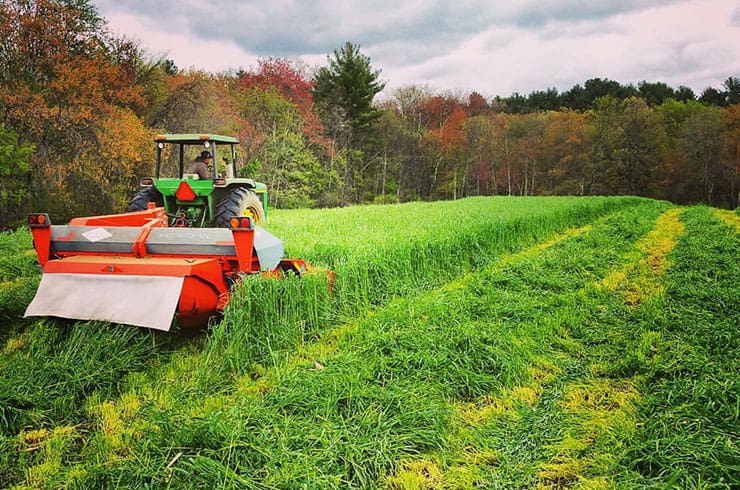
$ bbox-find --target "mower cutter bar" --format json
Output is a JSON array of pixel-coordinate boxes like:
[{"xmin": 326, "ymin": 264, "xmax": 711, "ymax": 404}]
[{"xmin": 23, "ymin": 208, "xmax": 301, "ymax": 331}]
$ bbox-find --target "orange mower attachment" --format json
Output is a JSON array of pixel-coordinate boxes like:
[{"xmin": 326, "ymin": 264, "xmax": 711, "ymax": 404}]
[{"xmin": 24, "ymin": 207, "xmax": 311, "ymax": 331}]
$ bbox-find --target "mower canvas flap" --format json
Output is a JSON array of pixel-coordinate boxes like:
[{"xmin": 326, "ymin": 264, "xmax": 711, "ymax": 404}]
[
  {"xmin": 253, "ymin": 226, "xmax": 284, "ymax": 271},
  {"xmin": 25, "ymin": 273, "xmax": 184, "ymax": 331}
]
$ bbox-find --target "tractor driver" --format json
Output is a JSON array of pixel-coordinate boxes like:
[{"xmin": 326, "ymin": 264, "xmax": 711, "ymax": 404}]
[{"xmin": 187, "ymin": 150, "xmax": 212, "ymax": 179}]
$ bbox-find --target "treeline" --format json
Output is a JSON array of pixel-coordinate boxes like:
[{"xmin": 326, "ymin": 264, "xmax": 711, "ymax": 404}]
[
  {"xmin": 494, "ymin": 77, "xmax": 740, "ymax": 113},
  {"xmin": 0, "ymin": 0, "xmax": 737, "ymax": 229},
  {"xmin": 377, "ymin": 88, "xmax": 739, "ymax": 208}
]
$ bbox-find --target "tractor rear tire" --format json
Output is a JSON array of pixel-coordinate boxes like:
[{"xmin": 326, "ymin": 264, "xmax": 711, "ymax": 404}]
[
  {"xmin": 215, "ymin": 187, "xmax": 265, "ymax": 227},
  {"xmin": 126, "ymin": 188, "xmax": 163, "ymax": 212}
]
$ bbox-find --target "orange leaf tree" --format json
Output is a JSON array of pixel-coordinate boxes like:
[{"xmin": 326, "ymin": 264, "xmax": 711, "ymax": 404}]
[{"xmin": 0, "ymin": 0, "xmax": 148, "ymax": 220}]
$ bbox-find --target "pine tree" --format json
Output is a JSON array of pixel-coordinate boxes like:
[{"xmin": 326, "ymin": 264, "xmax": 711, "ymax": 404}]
[
  {"xmin": 313, "ymin": 42, "xmax": 385, "ymax": 132},
  {"xmin": 313, "ymin": 42, "xmax": 385, "ymax": 204}
]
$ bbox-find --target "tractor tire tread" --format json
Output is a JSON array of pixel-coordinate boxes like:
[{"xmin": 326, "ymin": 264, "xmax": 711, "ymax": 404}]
[
  {"xmin": 126, "ymin": 188, "xmax": 163, "ymax": 212},
  {"xmin": 214, "ymin": 187, "xmax": 265, "ymax": 227}
]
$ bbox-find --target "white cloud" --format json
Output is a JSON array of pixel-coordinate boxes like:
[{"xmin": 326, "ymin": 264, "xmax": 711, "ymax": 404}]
[
  {"xmin": 96, "ymin": 0, "xmax": 740, "ymax": 97},
  {"xmin": 102, "ymin": 12, "xmax": 260, "ymax": 72}
]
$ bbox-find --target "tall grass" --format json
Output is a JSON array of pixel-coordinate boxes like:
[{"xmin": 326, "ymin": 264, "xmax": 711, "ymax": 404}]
[
  {"xmin": 36, "ymin": 200, "xmax": 671, "ymax": 488},
  {"xmin": 207, "ymin": 196, "xmax": 645, "ymax": 376},
  {"xmin": 0, "ymin": 228, "xmax": 34, "ymax": 280},
  {"xmin": 0, "ymin": 228, "xmax": 39, "ymax": 327},
  {"xmin": 7, "ymin": 196, "xmax": 734, "ymax": 489},
  {"xmin": 206, "ymin": 271, "xmax": 333, "ymax": 375},
  {"xmin": 268, "ymin": 196, "xmax": 643, "ymax": 310}
]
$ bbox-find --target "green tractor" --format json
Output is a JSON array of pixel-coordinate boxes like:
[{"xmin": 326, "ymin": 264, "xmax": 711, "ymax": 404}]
[{"xmin": 127, "ymin": 134, "xmax": 267, "ymax": 227}]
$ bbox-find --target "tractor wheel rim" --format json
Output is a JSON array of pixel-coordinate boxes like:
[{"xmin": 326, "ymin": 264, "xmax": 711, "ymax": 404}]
[{"xmin": 242, "ymin": 207, "xmax": 259, "ymax": 223}]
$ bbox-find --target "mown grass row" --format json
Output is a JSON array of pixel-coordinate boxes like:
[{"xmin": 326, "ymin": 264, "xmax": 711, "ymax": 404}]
[
  {"xmin": 621, "ymin": 207, "xmax": 739, "ymax": 486},
  {"xmin": 1, "ymin": 199, "xmax": 676, "ymax": 488},
  {"xmin": 379, "ymin": 205, "xmax": 738, "ymax": 488},
  {"xmin": 416, "ymin": 205, "xmax": 685, "ymax": 488},
  {"xmin": 375, "ymin": 202, "xmax": 678, "ymax": 488},
  {"xmin": 0, "ymin": 322, "xmax": 176, "ymax": 486}
]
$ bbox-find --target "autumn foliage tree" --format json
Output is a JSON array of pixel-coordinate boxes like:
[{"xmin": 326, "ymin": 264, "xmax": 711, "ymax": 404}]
[
  {"xmin": 540, "ymin": 110, "xmax": 592, "ymax": 195},
  {"xmin": 0, "ymin": 0, "xmax": 737, "ymax": 231},
  {"xmin": 379, "ymin": 88, "xmax": 737, "ymax": 207},
  {"xmin": 0, "ymin": 0, "xmax": 150, "ymax": 219},
  {"xmin": 232, "ymin": 59, "xmax": 339, "ymax": 207}
]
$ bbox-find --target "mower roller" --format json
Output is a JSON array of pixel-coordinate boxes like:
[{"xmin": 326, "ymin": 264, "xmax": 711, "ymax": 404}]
[{"xmin": 23, "ymin": 206, "xmax": 310, "ymax": 331}]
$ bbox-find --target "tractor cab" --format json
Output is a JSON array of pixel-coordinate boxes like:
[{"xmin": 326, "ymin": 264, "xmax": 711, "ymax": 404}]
[
  {"xmin": 155, "ymin": 133, "xmax": 236, "ymax": 180},
  {"xmin": 128, "ymin": 134, "xmax": 268, "ymax": 228}
]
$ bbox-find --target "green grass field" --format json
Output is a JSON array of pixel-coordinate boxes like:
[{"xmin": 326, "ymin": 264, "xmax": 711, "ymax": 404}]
[{"xmin": 0, "ymin": 197, "xmax": 737, "ymax": 489}]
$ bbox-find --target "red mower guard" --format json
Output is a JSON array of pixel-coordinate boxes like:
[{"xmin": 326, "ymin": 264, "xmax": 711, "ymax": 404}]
[{"xmin": 24, "ymin": 208, "xmax": 309, "ymax": 331}]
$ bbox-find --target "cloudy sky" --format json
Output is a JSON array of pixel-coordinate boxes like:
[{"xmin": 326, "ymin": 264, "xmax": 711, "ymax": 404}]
[{"xmin": 95, "ymin": 0, "xmax": 739, "ymax": 99}]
